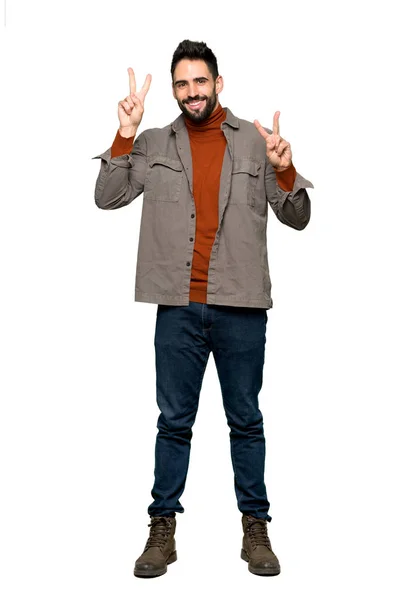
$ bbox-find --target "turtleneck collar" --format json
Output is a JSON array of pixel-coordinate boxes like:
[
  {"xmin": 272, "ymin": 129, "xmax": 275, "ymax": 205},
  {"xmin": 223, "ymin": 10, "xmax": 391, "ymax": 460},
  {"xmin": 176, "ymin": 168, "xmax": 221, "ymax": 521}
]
[{"xmin": 184, "ymin": 102, "xmax": 226, "ymax": 133}]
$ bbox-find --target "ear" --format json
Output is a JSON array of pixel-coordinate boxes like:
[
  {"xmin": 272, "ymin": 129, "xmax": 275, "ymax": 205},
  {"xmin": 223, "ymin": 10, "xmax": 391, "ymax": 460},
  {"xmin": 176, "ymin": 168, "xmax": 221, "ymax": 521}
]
[
  {"xmin": 171, "ymin": 81, "xmax": 177, "ymax": 100},
  {"xmin": 215, "ymin": 75, "xmax": 224, "ymax": 95}
]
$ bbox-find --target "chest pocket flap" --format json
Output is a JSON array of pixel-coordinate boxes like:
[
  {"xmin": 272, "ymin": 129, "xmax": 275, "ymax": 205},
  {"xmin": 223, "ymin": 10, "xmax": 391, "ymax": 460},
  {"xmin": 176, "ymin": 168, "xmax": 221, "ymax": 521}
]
[
  {"xmin": 231, "ymin": 158, "xmax": 261, "ymax": 205},
  {"xmin": 146, "ymin": 155, "xmax": 183, "ymax": 202}
]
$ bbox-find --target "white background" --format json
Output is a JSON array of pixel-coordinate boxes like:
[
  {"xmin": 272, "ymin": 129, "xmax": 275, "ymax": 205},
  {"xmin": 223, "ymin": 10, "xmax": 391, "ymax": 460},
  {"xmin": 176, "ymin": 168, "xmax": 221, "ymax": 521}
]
[{"xmin": 1, "ymin": 0, "xmax": 399, "ymax": 598}]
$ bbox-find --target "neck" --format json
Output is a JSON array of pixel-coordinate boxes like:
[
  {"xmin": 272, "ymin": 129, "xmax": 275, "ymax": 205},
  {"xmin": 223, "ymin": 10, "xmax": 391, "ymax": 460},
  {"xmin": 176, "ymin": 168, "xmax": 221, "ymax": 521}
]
[{"xmin": 184, "ymin": 102, "xmax": 225, "ymax": 130}]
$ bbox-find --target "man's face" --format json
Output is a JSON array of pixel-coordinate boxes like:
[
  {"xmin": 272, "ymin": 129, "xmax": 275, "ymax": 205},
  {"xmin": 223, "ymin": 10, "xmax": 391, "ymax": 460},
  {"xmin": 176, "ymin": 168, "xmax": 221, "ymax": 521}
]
[{"xmin": 172, "ymin": 59, "xmax": 223, "ymax": 122}]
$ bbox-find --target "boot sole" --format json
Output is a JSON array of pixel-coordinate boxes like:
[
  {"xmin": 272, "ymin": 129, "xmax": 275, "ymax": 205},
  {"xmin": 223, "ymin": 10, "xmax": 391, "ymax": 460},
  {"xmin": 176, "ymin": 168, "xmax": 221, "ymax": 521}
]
[
  {"xmin": 241, "ymin": 548, "xmax": 281, "ymax": 576},
  {"xmin": 133, "ymin": 550, "xmax": 177, "ymax": 578}
]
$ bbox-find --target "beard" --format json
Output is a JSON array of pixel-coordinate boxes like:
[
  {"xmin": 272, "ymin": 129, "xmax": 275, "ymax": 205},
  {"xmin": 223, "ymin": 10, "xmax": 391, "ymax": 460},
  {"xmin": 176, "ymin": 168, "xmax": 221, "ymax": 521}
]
[{"xmin": 178, "ymin": 85, "xmax": 218, "ymax": 122}]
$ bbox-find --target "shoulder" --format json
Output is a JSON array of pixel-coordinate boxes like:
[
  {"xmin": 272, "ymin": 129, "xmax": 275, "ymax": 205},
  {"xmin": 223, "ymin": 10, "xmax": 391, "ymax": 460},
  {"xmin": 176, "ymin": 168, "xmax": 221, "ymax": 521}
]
[
  {"xmin": 236, "ymin": 115, "xmax": 272, "ymax": 138},
  {"xmin": 134, "ymin": 122, "xmax": 179, "ymax": 158},
  {"xmin": 231, "ymin": 115, "xmax": 268, "ymax": 161},
  {"xmin": 138, "ymin": 122, "xmax": 172, "ymax": 142}
]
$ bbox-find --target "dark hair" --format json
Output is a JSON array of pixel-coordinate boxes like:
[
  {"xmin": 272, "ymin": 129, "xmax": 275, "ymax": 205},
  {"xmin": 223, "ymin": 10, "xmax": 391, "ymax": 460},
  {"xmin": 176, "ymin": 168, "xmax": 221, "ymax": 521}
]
[{"xmin": 171, "ymin": 39, "xmax": 219, "ymax": 81}]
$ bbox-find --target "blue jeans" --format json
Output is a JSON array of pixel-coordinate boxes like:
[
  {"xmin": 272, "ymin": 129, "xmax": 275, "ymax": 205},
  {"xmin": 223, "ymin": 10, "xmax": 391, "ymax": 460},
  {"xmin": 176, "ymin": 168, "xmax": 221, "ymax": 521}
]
[{"xmin": 148, "ymin": 301, "xmax": 272, "ymax": 522}]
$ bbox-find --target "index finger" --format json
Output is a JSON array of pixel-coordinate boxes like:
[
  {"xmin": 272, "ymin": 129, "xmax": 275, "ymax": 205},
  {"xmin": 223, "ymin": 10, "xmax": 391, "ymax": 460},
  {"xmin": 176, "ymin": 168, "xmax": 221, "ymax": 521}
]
[
  {"xmin": 254, "ymin": 119, "xmax": 269, "ymax": 140},
  {"xmin": 128, "ymin": 67, "xmax": 136, "ymax": 96},
  {"xmin": 140, "ymin": 73, "xmax": 152, "ymax": 97},
  {"xmin": 273, "ymin": 111, "xmax": 280, "ymax": 136}
]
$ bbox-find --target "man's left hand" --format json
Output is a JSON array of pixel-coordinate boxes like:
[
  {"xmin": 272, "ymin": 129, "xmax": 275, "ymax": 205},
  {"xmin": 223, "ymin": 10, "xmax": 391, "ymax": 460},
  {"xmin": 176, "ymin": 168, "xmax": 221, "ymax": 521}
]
[{"xmin": 254, "ymin": 111, "xmax": 292, "ymax": 171}]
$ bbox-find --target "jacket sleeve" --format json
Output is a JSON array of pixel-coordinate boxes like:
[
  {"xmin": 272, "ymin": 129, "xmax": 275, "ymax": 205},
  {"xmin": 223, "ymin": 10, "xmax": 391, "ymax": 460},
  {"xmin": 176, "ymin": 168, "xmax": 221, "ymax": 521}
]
[
  {"xmin": 92, "ymin": 131, "xmax": 148, "ymax": 210},
  {"xmin": 265, "ymin": 159, "xmax": 314, "ymax": 230},
  {"xmin": 260, "ymin": 125, "xmax": 314, "ymax": 230}
]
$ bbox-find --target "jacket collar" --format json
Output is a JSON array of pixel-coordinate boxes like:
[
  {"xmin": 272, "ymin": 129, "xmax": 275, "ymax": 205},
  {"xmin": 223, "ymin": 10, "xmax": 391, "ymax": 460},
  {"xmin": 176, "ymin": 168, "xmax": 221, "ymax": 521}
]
[{"xmin": 170, "ymin": 106, "xmax": 239, "ymax": 133}]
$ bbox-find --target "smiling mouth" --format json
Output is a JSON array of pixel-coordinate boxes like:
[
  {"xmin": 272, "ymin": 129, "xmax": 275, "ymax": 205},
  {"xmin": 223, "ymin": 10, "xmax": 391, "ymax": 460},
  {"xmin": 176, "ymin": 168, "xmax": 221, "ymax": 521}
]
[{"xmin": 186, "ymin": 99, "xmax": 206, "ymax": 110}]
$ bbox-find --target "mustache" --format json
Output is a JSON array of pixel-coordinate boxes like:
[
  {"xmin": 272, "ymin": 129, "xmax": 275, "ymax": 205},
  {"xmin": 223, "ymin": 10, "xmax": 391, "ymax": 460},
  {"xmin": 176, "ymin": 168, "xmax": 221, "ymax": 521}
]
[{"xmin": 183, "ymin": 96, "xmax": 208, "ymax": 104}]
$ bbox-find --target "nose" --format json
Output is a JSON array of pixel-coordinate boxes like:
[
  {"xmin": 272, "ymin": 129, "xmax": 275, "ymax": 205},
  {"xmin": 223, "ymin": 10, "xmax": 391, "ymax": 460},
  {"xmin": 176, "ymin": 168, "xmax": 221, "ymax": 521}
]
[{"xmin": 187, "ymin": 82, "xmax": 198, "ymax": 98}]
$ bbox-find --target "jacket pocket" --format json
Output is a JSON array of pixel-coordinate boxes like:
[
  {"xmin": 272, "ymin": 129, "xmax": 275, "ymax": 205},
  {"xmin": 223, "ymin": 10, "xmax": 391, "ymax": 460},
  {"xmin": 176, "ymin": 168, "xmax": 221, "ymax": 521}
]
[
  {"xmin": 230, "ymin": 158, "xmax": 261, "ymax": 206},
  {"xmin": 145, "ymin": 155, "xmax": 183, "ymax": 202}
]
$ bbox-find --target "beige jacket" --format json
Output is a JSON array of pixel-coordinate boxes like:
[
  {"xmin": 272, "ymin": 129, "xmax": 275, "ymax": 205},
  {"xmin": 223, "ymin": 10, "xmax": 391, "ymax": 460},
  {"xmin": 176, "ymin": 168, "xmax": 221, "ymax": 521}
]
[{"xmin": 92, "ymin": 107, "xmax": 313, "ymax": 308}]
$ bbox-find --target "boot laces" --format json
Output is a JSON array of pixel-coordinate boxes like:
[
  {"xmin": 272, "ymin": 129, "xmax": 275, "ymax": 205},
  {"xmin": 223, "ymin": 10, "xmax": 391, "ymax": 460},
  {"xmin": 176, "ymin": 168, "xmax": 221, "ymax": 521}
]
[
  {"xmin": 246, "ymin": 517, "xmax": 272, "ymax": 550},
  {"xmin": 144, "ymin": 516, "xmax": 172, "ymax": 550}
]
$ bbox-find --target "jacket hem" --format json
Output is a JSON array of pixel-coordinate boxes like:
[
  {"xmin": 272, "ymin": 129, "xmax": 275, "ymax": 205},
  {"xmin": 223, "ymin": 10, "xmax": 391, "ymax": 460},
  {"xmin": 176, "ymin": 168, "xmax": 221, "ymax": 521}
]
[
  {"xmin": 135, "ymin": 291, "xmax": 190, "ymax": 305},
  {"xmin": 135, "ymin": 290, "xmax": 272, "ymax": 308},
  {"xmin": 206, "ymin": 294, "xmax": 273, "ymax": 309}
]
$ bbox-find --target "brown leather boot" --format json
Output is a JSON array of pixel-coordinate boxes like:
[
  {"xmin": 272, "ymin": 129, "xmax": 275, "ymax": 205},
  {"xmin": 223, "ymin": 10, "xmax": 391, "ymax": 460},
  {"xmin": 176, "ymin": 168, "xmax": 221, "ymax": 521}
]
[
  {"xmin": 133, "ymin": 516, "xmax": 177, "ymax": 578},
  {"xmin": 241, "ymin": 514, "xmax": 281, "ymax": 576}
]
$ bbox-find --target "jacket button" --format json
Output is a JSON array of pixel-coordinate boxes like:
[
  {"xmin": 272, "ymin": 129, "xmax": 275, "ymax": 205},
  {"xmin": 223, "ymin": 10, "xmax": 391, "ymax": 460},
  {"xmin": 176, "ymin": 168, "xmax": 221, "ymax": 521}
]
[
  {"xmin": 186, "ymin": 262, "xmax": 190, "ymax": 266},
  {"xmin": 191, "ymin": 213, "xmax": 195, "ymax": 218},
  {"xmin": 189, "ymin": 237, "xmax": 193, "ymax": 242}
]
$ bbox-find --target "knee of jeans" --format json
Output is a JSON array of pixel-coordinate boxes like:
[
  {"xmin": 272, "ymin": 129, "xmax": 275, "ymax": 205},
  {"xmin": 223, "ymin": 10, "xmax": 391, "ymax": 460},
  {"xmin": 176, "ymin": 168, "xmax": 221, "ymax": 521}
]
[
  {"xmin": 157, "ymin": 411, "xmax": 197, "ymax": 436},
  {"xmin": 226, "ymin": 411, "xmax": 264, "ymax": 433}
]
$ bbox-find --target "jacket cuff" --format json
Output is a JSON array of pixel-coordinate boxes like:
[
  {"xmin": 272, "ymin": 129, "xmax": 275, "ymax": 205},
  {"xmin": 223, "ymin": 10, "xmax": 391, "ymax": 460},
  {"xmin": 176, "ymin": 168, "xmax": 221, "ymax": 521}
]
[
  {"xmin": 111, "ymin": 129, "xmax": 135, "ymax": 158},
  {"xmin": 274, "ymin": 163, "xmax": 296, "ymax": 192}
]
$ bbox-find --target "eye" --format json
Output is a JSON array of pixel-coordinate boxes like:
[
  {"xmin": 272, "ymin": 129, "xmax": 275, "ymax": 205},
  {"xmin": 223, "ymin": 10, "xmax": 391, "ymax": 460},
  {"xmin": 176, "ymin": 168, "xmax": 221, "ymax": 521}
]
[{"xmin": 177, "ymin": 82, "xmax": 186, "ymax": 89}]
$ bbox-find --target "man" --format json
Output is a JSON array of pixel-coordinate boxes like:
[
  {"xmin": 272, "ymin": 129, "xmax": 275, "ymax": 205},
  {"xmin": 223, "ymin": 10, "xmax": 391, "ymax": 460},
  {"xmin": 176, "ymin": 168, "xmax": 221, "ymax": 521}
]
[{"xmin": 92, "ymin": 39, "xmax": 313, "ymax": 578}]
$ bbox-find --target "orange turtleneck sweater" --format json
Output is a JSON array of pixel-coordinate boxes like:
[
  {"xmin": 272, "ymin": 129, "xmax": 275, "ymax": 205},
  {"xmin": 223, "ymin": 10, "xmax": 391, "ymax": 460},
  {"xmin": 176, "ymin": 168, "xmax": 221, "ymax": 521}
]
[
  {"xmin": 183, "ymin": 103, "xmax": 227, "ymax": 302},
  {"xmin": 110, "ymin": 106, "xmax": 296, "ymax": 304}
]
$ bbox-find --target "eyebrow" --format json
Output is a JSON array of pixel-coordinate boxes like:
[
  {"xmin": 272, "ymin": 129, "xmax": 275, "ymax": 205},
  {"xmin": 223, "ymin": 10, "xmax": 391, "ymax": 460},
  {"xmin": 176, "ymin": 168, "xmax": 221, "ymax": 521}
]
[{"xmin": 173, "ymin": 76, "xmax": 209, "ymax": 86}]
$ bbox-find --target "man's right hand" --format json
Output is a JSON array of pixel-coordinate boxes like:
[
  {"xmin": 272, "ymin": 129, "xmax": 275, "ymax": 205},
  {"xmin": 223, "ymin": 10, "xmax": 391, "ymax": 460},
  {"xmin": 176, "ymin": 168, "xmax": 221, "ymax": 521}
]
[{"xmin": 118, "ymin": 68, "xmax": 152, "ymax": 137}]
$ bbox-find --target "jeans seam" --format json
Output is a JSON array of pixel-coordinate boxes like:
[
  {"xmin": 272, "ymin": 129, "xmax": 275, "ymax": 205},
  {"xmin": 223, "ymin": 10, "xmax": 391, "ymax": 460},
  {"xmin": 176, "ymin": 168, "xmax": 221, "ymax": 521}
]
[{"xmin": 195, "ymin": 349, "xmax": 209, "ymax": 401}]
